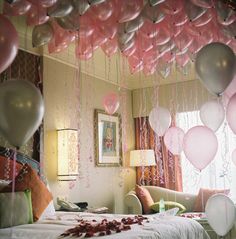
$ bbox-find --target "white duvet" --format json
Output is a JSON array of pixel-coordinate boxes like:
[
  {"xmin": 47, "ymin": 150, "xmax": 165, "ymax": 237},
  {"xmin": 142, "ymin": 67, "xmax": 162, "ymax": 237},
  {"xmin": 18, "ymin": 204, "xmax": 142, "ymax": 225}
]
[{"xmin": 0, "ymin": 212, "xmax": 210, "ymax": 239}]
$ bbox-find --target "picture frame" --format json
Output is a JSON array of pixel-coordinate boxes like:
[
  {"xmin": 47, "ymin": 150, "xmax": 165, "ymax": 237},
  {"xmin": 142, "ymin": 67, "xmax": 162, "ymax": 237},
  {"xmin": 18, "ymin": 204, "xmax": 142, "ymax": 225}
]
[{"xmin": 94, "ymin": 109, "xmax": 122, "ymax": 167}]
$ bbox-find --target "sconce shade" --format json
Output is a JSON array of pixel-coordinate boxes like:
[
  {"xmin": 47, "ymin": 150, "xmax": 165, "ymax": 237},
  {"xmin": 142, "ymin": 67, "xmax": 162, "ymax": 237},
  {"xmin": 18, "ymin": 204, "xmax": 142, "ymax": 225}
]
[
  {"xmin": 57, "ymin": 129, "xmax": 78, "ymax": 181},
  {"xmin": 130, "ymin": 150, "xmax": 156, "ymax": 167}
]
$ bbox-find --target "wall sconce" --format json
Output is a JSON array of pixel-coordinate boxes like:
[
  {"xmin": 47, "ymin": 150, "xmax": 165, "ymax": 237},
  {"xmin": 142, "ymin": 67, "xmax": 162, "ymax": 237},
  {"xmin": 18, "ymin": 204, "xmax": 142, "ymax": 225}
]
[
  {"xmin": 57, "ymin": 129, "xmax": 78, "ymax": 181},
  {"xmin": 130, "ymin": 150, "xmax": 156, "ymax": 167}
]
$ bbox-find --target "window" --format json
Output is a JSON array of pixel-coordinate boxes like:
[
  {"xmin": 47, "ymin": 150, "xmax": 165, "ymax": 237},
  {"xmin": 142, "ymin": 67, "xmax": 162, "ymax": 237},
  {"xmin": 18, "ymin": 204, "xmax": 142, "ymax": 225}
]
[{"xmin": 177, "ymin": 110, "xmax": 236, "ymax": 201}]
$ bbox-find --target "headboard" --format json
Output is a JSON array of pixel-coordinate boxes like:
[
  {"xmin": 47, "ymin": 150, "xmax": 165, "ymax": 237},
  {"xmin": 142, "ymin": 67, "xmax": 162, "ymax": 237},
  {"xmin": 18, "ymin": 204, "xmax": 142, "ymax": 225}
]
[{"xmin": 0, "ymin": 146, "xmax": 40, "ymax": 174}]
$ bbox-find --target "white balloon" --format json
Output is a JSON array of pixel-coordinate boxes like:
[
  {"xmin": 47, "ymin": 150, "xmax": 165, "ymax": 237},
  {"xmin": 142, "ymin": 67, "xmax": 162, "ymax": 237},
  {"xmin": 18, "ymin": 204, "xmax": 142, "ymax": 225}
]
[
  {"xmin": 231, "ymin": 148, "xmax": 236, "ymax": 167},
  {"xmin": 206, "ymin": 194, "xmax": 235, "ymax": 236},
  {"xmin": 149, "ymin": 107, "xmax": 171, "ymax": 136},
  {"xmin": 199, "ymin": 100, "xmax": 225, "ymax": 131}
]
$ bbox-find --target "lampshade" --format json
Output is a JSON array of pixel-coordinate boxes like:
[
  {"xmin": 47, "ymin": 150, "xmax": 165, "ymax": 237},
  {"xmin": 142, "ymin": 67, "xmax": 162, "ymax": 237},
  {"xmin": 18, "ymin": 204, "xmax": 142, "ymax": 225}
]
[
  {"xmin": 130, "ymin": 150, "xmax": 156, "ymax": 167},
  {"xmin": 57, "ymin": 129, "xmax": 78, "ymax": 181}
]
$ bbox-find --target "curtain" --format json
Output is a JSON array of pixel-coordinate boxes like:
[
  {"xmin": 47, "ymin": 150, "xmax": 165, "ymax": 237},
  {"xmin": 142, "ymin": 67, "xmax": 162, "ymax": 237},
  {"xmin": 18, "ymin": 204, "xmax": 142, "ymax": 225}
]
[{"xmin": 135, "ymin": 117, "xmax": 183, "ymax": 191}]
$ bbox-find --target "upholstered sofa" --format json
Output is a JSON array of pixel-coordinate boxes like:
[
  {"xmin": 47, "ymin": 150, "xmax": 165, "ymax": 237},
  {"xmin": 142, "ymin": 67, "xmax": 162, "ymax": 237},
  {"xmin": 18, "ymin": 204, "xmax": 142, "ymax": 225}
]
[
  {"xmin": 124, "ymin": 185, "xmax": 197, "ymax": 214},
  {"xmin": 124, "ymin": 186, "xmax": 236, "ymax": 239}
]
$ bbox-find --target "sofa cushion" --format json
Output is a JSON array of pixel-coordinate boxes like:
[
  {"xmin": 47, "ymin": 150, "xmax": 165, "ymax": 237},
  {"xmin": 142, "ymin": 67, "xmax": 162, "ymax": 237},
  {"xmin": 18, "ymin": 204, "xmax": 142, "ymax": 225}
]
[
  {"xmin": 193, "ymin": 188, "xmax": 230, "ymax": 212},
  {"xmin": 151, "ymin": 201, "xmax": 186, "ymax": 214},
  {"xmin": 135, "ymin": 185, "xmax": 154, "ymax": 214}
]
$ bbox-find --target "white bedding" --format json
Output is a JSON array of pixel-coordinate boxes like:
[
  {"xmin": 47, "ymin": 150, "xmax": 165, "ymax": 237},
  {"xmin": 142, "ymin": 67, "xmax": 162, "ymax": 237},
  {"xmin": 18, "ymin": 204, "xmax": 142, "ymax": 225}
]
[{"xmin": 0, "ymin": 211, "xmax": 210, "ymax": 239}]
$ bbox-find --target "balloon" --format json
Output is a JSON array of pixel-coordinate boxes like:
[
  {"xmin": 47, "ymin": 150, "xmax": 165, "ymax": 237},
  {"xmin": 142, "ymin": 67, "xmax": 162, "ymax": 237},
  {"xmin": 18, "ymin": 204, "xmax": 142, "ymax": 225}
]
[
  {"xmin": 91, "ymin": 0, "xmax": 113, "ymax": 21},
  {"xmin": 190, "ymin": 0, "xmax": 213, "ymax": 9},
  {"xmin": 72, "ymin": 0, "xmax": 90, "ymax": 16},
  {"xmin": 88, "ymin": 0, "xmax": 106, "ymax": 5},
  {"xmin": 102, "ymin": 92, "xmax": 120, "ymax": 115},
  {"xmin": 226, "ymin": 93, "xmax": 236, "ymax": 134},
  {"xmin": 216, "ymin": 1, "xmax": 236, "ymax": 26},
  {"xmin": 28, "ymin": 0, "xmax": 57, "ymax": 8},
  {"xmin": 142, "ymin": 3, "xmax": 165, "ymax": 24},
  {"xmin": 139, "ymin": 20, "xmax": 159, "ymax": 38},
  {"xmin": 47, "ymin": 0, "xmax": 74, "ymax": 18},
  {"xmin": 206, "ymin": 194, "xmax": 235, "ymax": 236},
  {"xmin": 32, "ymin": 23, "xmax": 54, "ymax": 47},
  {"xmin": 117, "ymin": 0, "xmax": 143, "ymax": 23},
  {"xmin": 102, "ymin": 37, "xmax": 118, "ymax": 57},
  {"xmin": 149, "ymin": 107, "xmax": 171, "ymax": 136},
  {"xmin": 118, "ymin": 30, "xmax": 135, "ymax": 45},
  {"xmin": 56, "ymin": 12, "xmax": 80, "ymax": 30},
  {"xmin": 185, "ymin": 0, "xmax": 207, "ymax": 21},
  {"xmin": 200, "ymin": 100, "xmax": 225, "ymax": 132},
  {"xmin": 3, "ymin": 0, "xmax": 32, "ymax": 16},
  {"xmin": 195, "ymin": 42, "xmax": 236, "ymax": 96},
  {"xmin": 183, "ymin": 126, "xmax": 218, "ymax": 171},
  {"xmin": 26, "ymin": 4, "xmax": 49, "ymax": 26},
  {"xmin": 149, "ymin": 0, "xmax": 165, "ymax": 6},
  {"xmin": 232, "ymin": 148, "xmax": 236, "ymax": 167},
  {"xmin": 160, "ymin": 0, "xmax": 183, "ymax": 15},
  {"xmin": 124, "ymin": 15, "xmax": 144, "ymax": 33},
  {"xmin": 164, "ymin": 127, "xmax": 185, "ymax": 155},
  {"xmin": 0, "ymin": 15, "xmax": 18, "ymax": 74},
  {"xmin": 0, "ymin": 80, "xmax": 44, "ymax": 148}
]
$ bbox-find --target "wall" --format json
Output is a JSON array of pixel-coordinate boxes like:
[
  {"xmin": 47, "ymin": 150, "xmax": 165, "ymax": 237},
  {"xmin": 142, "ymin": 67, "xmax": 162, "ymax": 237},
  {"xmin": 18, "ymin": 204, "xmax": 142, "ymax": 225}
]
[
  {"xmin": 43, "ymin": 57, "xmax": 135, "ymax": 213},
  {"xmin": 132, "ymin": 79, "xmax": 214, "ymax": 118}
]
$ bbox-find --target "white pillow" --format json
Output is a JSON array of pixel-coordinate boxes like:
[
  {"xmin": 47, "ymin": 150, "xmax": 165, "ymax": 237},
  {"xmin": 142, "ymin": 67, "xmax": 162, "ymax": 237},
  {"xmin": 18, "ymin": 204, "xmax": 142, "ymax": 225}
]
[
  {"xmin": 39, "ymin": 200, "xmax": 56, "ymax": 220},
  {"xmin": 0, "ymin": 180, "xmax": 10, "ymax": 190}
]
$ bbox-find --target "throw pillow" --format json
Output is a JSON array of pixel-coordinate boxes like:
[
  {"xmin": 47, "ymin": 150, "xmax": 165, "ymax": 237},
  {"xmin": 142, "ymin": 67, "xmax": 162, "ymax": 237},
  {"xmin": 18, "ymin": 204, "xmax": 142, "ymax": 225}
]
[
  {"xmin": 193, "ymin": 188, "xmax": 230, "ymax": 212},
  {"xmin": 2, "ymin": 164, "xmax": 53, "ymax": 221},
  {"xmin": 0, "ymin": 190, "xmax": 33, "ymax": 228},
  {"xmin": 135, "ymin": 185, "xmax": 154, "ymax": 214},
  {"xmin": 151, "ymin": 201, "xmax": 186, "ymax": 214},
  {"xmin": 0, "ymin": 155, "xmax": 23, "ymax": 180}
]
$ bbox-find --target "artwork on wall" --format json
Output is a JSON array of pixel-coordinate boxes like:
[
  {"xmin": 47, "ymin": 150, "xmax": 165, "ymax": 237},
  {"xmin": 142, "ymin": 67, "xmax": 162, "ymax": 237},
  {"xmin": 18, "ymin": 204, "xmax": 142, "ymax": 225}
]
[{"xmin": 94, "ymin": 109, "xmax": 122, "ymax": 167}]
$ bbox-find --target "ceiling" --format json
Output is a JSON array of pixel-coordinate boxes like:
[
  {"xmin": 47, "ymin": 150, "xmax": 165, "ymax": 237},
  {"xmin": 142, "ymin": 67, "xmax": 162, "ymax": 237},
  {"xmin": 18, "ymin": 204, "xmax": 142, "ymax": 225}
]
[{"xmin": 12, "ymin": 16, "xmax": 197, "ymax": 90}]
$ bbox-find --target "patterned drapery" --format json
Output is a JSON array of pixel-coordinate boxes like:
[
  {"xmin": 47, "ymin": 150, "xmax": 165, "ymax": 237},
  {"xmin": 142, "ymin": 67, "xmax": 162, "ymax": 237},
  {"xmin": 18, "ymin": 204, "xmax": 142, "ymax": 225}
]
[{"xmin": 135, "ymin": 117, "xmax": 183, "ymax": 191}]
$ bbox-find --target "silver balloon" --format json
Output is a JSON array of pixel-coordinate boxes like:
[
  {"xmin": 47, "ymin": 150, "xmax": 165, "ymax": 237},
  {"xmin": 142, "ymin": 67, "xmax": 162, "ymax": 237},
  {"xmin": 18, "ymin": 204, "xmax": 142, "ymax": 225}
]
[
  {"xmin": 195, "ymin": 42, "xmax": 236, "ymax": 96},
  {"xmin": 124, "ymin": 15, "xmax": 144, "ymax": 33},
  {"xmin": 47, "ymin": 0, "xmax": 74, "ymax": 18},
  {"xmin": 149, "ymin": 0, "xmax": 165, "ymax": 6},
  {"xmin": 88, "ymin": 0, "xmax": 106, "ymax": 6},
  {"xmin": 142, "ymin": 3, "xmax": 165, "ymax": 24},
  {"xmin": 185, "ymin": 0, "xmax": 207, "ymax": 21},
  {"xmin": 32, "ymin": 23, "xmax": 54, "ymax": 48},
  {"xmin": 72, "ymin": 0, "xmax": 90, "ymax": 15},
  {"xmin": 118, "ymin": 25, "xmax": 135, "ymax": 45},
  {"xmin": 118, "ymin": 37, "xmax": 135, "ymax": 52},
  {"xmin": 0, "ymin": 80, "xmax": 44, "ymax": 148},
  {"xmin": 56, "ymin": 10, "xmax": 80, "ymax": 30}
]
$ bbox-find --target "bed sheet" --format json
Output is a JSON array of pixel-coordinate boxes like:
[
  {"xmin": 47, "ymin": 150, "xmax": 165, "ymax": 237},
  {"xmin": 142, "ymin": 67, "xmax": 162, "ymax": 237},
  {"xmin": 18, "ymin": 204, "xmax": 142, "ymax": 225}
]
[{"xmin": 0, "ymin": 211, "xmax": 210, "ymax": 239}]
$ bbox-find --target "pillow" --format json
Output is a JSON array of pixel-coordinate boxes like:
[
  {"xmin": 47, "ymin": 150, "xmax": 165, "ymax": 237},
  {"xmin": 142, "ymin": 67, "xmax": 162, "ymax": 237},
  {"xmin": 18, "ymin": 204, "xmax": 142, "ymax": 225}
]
[
  {"xmin": 135, "ymin": 185, "xmax": 154, "ymax": 214},
  {"xmin": 151, "ymin": 201, "xmax": 186, "ymax": 214},
  {"xmin": 0, "ymin": 155, "xmax": 23, "ymax": 180},
  {"xmin": 0, "ymin": 190, "xmax": 33, "ymax": 228},
  {"xmin": 0, "ymin": 179, "xmax": 10, "ymax": 190},
  {"xmin": 193, "ymin": 188, "xmax": 230, "ymax": 212},
  {"xmin": 2, "ymin": 164, "xmax": 53, "ymax": 221}
]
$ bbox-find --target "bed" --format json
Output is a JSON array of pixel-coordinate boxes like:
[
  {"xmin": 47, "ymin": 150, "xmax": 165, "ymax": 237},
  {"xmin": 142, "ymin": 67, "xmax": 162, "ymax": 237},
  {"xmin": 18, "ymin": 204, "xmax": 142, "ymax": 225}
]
[
  {"xmin": 0, "ymin": 211, "xmax": 210, "ymax": 239},
  {"xmin": 0, "ymin": 148, "xmax": 210, "ymax": 239}
]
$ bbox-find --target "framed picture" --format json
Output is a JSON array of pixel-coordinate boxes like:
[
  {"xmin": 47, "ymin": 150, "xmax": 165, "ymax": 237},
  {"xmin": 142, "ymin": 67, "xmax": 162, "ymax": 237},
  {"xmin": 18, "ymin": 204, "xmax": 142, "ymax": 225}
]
[{"xmin": 94, "ymin": 109, "xmax": 122, "ymax": 167}]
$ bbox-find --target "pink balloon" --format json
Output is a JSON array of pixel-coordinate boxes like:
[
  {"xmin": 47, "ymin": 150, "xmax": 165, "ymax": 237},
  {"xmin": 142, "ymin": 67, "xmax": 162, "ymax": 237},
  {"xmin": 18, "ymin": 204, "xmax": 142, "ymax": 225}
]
[
  {"xmin": 101, "ymin": 37, "xmax": 118, "ymax": 57},
  {"xmin": 75, "ymin": 37, "xmax": 93, "ymax": 60},
  {"xmin": 26, "ymin": 4, "xmax": 49, "ymax": 26},
  {"xmin": 143, "ymin": 61, "xmax": 157, "ymax": 76},
  {"xmin": 128, "ymin": 54, "xmax": 143, "ymax": 74},
  {"xmin": 0, "ymin": 15, "xmax": 18, "ymax": 74},
  {"xmin": 139, "ymin": 20, "xmax": 159, "ymax": 39},
  {"xmin": 160, "ymin": 0, "xmax": 183, "ymax": 15},
  {"xmin": 143, "ymin": 49, "xmax": 161, "ymax": 66},
  {"xmin": 135, "ymin": 33, "xmax": 153, "ymax": 53},
  {"xmin": 102, "ymin": 92, "xmax": 120, "ymax": 115},
  {"xmin": 153, "ymin": 27, "xmax": 170, "ymax": 46},
  {"xmin": 91, "ymin": 0, "xmax": 114, "ymax": 21},
  {"xmin": 3, "ymin": 0, "xmax": 32, "ymax": 16},
  {"xmin": 78, "ymin": 14, "xmax": 95, "ymax": 38},
  {"xmin": 190, "ymin": 0, "xmax": 213, "ymax": 8},
  {"xmin": 164, "ymin": 127, "xmax": 185, "ymax": 155},
  {"xmin": 176, "ymin": 52, "xmax": 190, "ymax": 67},
  {"xmin": 174, "ymin": 31, "xmax": 193, "ymax": 51},
  {"xmin": 48, "ymin": 38, "xmax": 68, "ymax": 54},
  {"xmin": 116, "ymin": 0, "xmax": 143, "ymax": 23},
  {"xmin": 226, "ymin": 93, "xmax": 236, "ymax": 134},
  {"xmin": 183, "ymin": 126, "xmax": 218, "ymax": 171}
]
